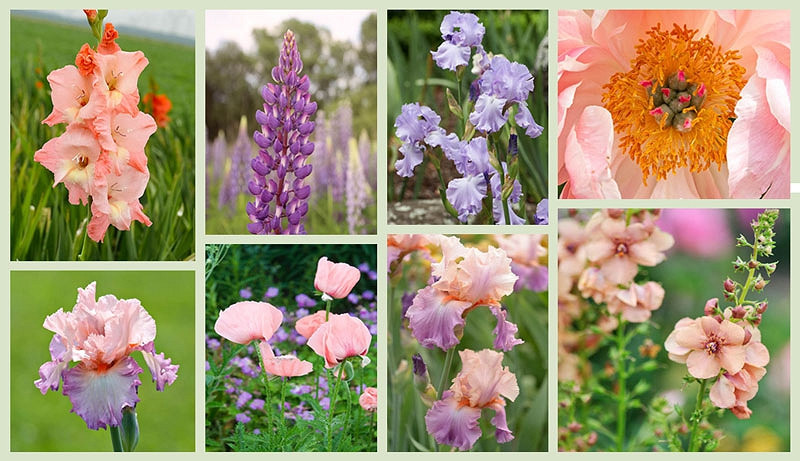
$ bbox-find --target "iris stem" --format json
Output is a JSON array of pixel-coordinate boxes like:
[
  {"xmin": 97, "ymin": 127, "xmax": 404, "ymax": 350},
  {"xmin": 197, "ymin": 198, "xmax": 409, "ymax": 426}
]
[
  {"xmin": 687, "ymin": 379, "xmax": 708, "ymax": 452},
  {"xmin": 110, "ymin": 426, "xmax": 123, "ymax": 452},
  {"xmin": 437, "ymin": 347, "xmax": 457, "ymax": 401}
]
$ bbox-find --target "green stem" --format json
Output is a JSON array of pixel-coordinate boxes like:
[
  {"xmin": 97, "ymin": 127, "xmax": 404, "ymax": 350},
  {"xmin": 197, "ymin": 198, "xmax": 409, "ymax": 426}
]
[
  {"xmin": 327, "ymin": 364, "xmax": 346, "ymax": 451},
  {"xmin": 110, "ymin": 426, "xmax": 123, "ymax": 452},
  {"xmin": 738, "ymin": 244, "xmax": 760, "ymax": 305},
  {"xmin": 253, "ymin": 341, "xmax": 273, "ymax": 432},
  {"xmin": 437, "ymin": 347, "xmax": 457, "ymax": 401},
  {"xmin": 615, "ymin": 317, "xmax": 628, "ymax": 452},
  {"xmin": 78, "ymin": 207, "xmax": 92, "ymax": 261},
  {"xmin": 687, "ymin": 379, "xmax": 708, "ymax": 452},
  {"xmin": 325, "ymin": 299, "xmax": 332, "ymax": 321},
  {"xmin": 280, "ymin": 377, "xmax": 286, "ymax": 421}
]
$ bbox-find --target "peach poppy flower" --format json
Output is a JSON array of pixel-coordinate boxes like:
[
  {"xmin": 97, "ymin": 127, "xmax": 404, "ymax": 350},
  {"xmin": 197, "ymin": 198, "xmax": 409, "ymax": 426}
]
[
  {"xmin": 314, "ymin": 257, "xmax": 361, "ymax": 300},
  {"xmin": 307, "ymin": 313, "xmax": 372, "ymax": 368},
  {"xmin": 558, "ymin": 10, "xmax": 790, "ymax": 198},
  {"xmin": 295, "ymin": 310, "xmax": 328, "ymax": 339},
  {"xmin": 359, "ymin": 386, "xmax": 378, "ymax": 412},
  {"xmin": 425, "ymin": 349, "xmax": 519, "ymax": 450},
  {"xmin": 213, "ymin": 301, "xmax": 283, "ymax": 344},
  {"xmin": 257, "ymin": 341, "xmax": 313, "ymax": 377},
  {"xmin": 669, "ymin": 316, "xmax": 747, "ymax": 379}
]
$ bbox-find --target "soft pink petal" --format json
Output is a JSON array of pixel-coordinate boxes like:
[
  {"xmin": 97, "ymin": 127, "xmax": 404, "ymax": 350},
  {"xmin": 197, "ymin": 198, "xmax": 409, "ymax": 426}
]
[
  {"xmin": 307, "ymin": 314, "xmax": 371, "ymax": 368},
  {"xmin": 709, "ymin": 376, "xmax": 736, "ymax": 408},
  {"xmin": 745, "ymin": 341, "xmax": 770, "ymax": 367},
  {"xmin": 405, "ymin": 286, "xmax": 472, "ymax": 351},
  {"xmin": 717, "ymin": 345, "xmax": 746, "ymax": 375},
  {"xmin": 314, "ymin": 257, "xmax": 361, "ymax": 299},
  {"xmin": 214, "ymin": 301, "xmax": 283, "ymax": 344},
  {"xmin": 259, "ymin": 341, "xmax": 313, "ymax": 377},
  {"xmin": 425, "ymin": 393, "xmax": 482, "ymax": 451},
  {"xmin": 563, "ymin": 106, "xmax": 621, "ymax": 198},
  {"xmin": 686, "ymin": 350, "xmax": 721, "ymax": 379}
]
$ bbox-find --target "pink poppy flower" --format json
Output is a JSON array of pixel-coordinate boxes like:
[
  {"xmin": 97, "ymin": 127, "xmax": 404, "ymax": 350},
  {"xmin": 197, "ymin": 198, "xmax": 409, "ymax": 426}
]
[
  {"xmin": 213, "ymin": 301, "xmax": 283, "ymax": 344},
  {"xmin": 307, "ymin": 313, "xmax": 371, "ymax": 368},
  {"xmin": 669, "ymin": 316, "xmax": 747, "ymax": 379},
  {"xmin": 33, "ymin": 124, "xmax": 102, "ymax": 206},
  {"xmin": 34, "ymin": 282, "xmax": 178, "ymax": 430},
  {"xmin": 425, "ymin": 349, "xmax": 518, "ymax": 450},
  {"xmin": 87, "ymin": 164, "xmax": 152, "ymax": 242},
  {"xmin": 257, "ymin": 341, "xmax": 313, "ymax": 377},
  {"xmin": 406, "ymin": 237, "xmax": 520, "ymax": 351},
  {"xmin": 558, "ymin": 10, "xmax": 790, "ymax": 198},
  {"xmin": 359, "ymin": 386, "xmax": 378, "ymax": 412},
  {"xmin": 314, "ymin": 257, "xmax": 361, "ymax": 300},
  {"xmin": 295, "ymin": 310, "xmax": 328, "ymax": 339},
  {"xmin": 582, "ymin": 212, "xmax": 674, "ymax": 285}
]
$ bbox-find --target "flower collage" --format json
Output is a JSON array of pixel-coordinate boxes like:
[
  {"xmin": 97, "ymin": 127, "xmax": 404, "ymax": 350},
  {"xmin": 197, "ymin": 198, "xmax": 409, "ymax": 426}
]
[{"xmin": 3, "ymin": 4, "xmax": 794, "ymax": 458}]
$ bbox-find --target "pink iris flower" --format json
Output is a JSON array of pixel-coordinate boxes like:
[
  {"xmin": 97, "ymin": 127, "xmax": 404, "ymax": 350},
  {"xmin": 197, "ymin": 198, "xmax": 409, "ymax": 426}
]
[
  {"xmin": 405, "ymin": 236, "xmax": 521, "ymax": 351},
  {"xmin": 307, "ymin": 313, "xmax": 372, "ymax": 368},
  {"xmin": 214, "ymin": 301, "xmax": 283, "ymax": 344},
  {"xmin": 425, "ymin": 349, "xmax": 519, "ymax": 450},
  {"xmin": 314, "ymin": 257, "xmax": 361, "ymax": 300},
  {"xmin": 34, "ymin": 282, "xmax": 178, "ymax": 430},
  {"xmin": 358, "ymin": 387, "xmax": 378, "ymax": 412},
  {"xmin": 558, "ymin": 10, "xmax": 789, "ymax": 198}
]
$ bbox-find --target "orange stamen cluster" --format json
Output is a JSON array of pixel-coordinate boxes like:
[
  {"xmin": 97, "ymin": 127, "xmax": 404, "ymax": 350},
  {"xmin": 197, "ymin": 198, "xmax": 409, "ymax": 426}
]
[{"xmin": 602, "ymin": 24, "xmax": 745, "ymax": 182}]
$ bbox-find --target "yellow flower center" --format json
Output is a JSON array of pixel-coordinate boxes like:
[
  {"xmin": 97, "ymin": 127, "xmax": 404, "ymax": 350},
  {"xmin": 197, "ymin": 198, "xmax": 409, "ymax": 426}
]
[{"xmin": 602, "ymin": 24, "xmax": 745, "ymax": 182}]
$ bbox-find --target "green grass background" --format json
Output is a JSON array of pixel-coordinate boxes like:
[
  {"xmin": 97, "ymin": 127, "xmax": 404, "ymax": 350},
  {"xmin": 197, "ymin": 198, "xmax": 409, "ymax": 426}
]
[
  {"xmin": 10, "ymin": 14, "xmax": 195, "ymax": 260},
  {"xmin": 10, "ymin": 271, "xmax": 195, "ymax": 451}
]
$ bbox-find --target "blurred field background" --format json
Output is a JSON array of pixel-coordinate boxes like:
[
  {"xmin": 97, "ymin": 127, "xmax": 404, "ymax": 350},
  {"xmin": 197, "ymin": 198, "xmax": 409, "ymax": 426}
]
[
  {"xmin": 205, "ymin": 11, "xmax": 377, "ymax": 234},
  {"xmin": 387, "ymin": 10, "xmax": 548, "ymax": 223},
  {"xmin": 10, "ymin": 271, "xmax": 195, "ymax": 451},
  {"xmin": 559, "ymin": 209, "xmax": 790, "ymax": 451},
  {"xmin": 388, "ymin": 235, "xmax": 548, "ymax": 451},
  {"xmin": 10, "ymin": 12, "xmax": 195, "ymax": 260}
]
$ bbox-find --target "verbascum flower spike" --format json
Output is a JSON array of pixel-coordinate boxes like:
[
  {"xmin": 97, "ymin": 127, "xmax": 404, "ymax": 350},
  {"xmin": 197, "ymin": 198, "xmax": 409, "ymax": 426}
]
[{"xmin": 249, "ymin": 29, "xmax": 317, "ymax": 234}]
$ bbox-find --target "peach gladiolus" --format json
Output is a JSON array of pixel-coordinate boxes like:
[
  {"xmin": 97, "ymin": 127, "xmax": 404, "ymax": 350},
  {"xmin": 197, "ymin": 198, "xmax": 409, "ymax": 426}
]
[
  {"xmin": 558, "ymin": 10, "xmax": 790, "ymax": 198},
  {"xmin": 307, "ymin": 313, "xmax": 371, "ymax": 368},
  {"xmin": 314, "ymin": 257, "xmax": 361, "ymax": 300},
  {"xmin": 295, "ymin": 310, "xmax": 328, "ymax": 339},
  {"xmin": 214, "ymin": 301, "xmax": 283, "ymax": 344},
  {"xmin": 258, "ymin": 341, "xmax": 313, "ymax": 377},
  {"xmin": 359, "ymin": 387, "xmax": 378, "ymax": 412}
]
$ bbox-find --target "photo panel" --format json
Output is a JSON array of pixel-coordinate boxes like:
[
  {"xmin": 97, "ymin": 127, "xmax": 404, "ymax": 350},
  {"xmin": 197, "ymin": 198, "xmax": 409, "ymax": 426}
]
[
  {"xmin": 557, "ymin": 208, "xmax": 790, "ymax": 451},
  {"xmin": 205, "ymin": 243, "xmax": 378, "ymax": 451},
  {"xmin": 387, "ymin": 234, "xmax": 548, "ymax": 451}
]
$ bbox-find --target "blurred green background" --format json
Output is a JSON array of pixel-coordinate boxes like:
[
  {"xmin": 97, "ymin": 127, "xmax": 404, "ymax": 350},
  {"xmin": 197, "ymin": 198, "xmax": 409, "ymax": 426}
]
[
  {"xmin": 387, "ymin": 10, "xmax": 548, "ymax": 216},
  {"xmin": 11, "ymin": 271, "xmax": 195, "ymax": 451},
  {"xmin": 10, "ymin": 13, "xmax": 195, "ymax": 260},
  {"xmin": 388, "ymin": 235, "xmax": 548, "ymax": 451}
]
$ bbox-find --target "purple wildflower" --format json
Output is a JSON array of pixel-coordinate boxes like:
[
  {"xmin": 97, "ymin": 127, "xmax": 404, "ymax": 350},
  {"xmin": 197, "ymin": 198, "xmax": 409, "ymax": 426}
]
[
  {"xmin": 295, "ymin": 293, "xmax": 317, "ymax": 308},
  {"xmin": 295, "ymin": 307, "xmax": 309, "ymax": 318},
  {"xmin": 239, "ymin": 287, "xmax": 253, "ymax": 299},
  {"xmin": 264, "ymin": 286, "xmax": 279, "ymax": 299},
  {"xmin": 249, "ymin": 398, "xmax": 265, "ymax": 411},
  {"xmin": 248, "ymin": 30, "xmax": 317, "ymax": 234},
  {"xmin": 236, "ymin": 391, "xmax": 252, "ymax": 409},
  {"xmin": 235, "ymin": 413, "xmax": 251, "ymax": 424},
  {"xmin": 219, "ymin": 117, "xmax": 253, "ymax": 211},
  {"xmin": 368, "ymin": 271, "xmax": 377, "ymax": 281},
  {"xmin": 320, "ymin": 397, "xmax": 330, "ymax": 410},
  {"xmin": 347, "ymin": 293, "xmax": 360, "ymax": 304},
  {"xmin": 358, "ymin": 262, "xmax": 370, "ymax": 273},
  {"xmin": 362, "ymin": 290, "xmax": 374, "ymax": 300},
  {"xmin": 291, "ymin": 384, "xmax": 313, "ymax": 395},
  {"xmin": 206, "ymin": 337, "xmax": 221, "ymax": 351}
]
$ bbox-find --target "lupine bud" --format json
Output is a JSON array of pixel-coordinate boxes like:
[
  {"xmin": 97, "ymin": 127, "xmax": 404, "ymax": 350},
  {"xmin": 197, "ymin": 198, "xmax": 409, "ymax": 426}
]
[{"xmin": 248, "ymin": 30, "xmax": 316, "ymax": 234}]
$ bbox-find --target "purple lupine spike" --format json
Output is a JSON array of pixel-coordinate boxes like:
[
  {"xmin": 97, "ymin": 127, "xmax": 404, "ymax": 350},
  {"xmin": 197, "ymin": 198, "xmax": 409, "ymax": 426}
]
[
  {"xmin": 346, "ymin": 138, "xmax": 370, "ymax": 234},
  {"xmin": 358, "ymin": 131, "xmax": 376, "ymax": 191},
  {"xmin": 208, "ymin": 132, "xmax": 227, "ymax": 185},
  {"xmin": 218, "ymin": 116, "xmax": 253, "ymax": 212},
  {"xmin": 248, "ymin": 30, "xmax": 316, "ymax": 234},
  {"xmin": 311, "ymin": 110, "xmax": 331, "ymax": 202}
]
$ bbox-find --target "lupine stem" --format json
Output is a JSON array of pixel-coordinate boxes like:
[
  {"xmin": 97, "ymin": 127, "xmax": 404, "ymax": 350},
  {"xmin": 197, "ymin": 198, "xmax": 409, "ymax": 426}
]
[
  {"xmin": 615, "ymin": 317, "xmax": 628, "ymax": 452},
  {"xmin": 110, "ymin": 426, "xmax": 123, "ymax": 452},
  {"xmin": 687, "ymin": 379, "xmax": 708, "ymax": 451}
]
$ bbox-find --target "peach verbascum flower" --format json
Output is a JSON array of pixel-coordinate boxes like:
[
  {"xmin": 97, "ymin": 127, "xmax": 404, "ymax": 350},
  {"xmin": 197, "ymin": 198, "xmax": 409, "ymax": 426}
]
[
  {"xmin": 665, "ymin": 315, "xmax": 746, "ymax": 379},
  {"xmin": 34, "ymin": 21, "xmax": 156, "ymax": 242},
  {"xmin": 425, "ymin": 349, "xmax": 519, "ymax": 451},
  {"xmin": 405, "ymin": 236, "xmax": 521, "ymax": 351},
  {"xmin": 34, "ymin": 282, "xmax": 178, "ymax": 430},
  {"xmin": 314, "ymin": 257, "xmax": 361, "ymax": 301},
  {"xmin": 558, "ymin": 10, "xmax": 789, "ymax": 198}
]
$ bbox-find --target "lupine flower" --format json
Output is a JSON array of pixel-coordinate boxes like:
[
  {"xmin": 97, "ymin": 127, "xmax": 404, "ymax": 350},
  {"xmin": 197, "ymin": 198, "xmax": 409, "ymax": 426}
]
[
  {"xmin": 35, "ymin": 23, "xmax": 155, "ymax": 242},
  {"xmin": 307, "ymin": 313, "xmax": 372, "ymax": 368},
  {"xmin": 346, "ymin": 138, "xmax": 370, "ymax": 234},
  {"xmin": 425, "ymin": 349, "xmax": 518, "ymax": 450},
  {"xmin": 405, "ymin": 235, "xmax": 520, "ymax": 351},
  {"xmin": 264, "ymin": 286, "xmax": 279, "ymax": 299},
  {"xmin": 219, "ymin": 117, "xmax": 253, "ymax": 211},
  {"xmin": 358, "ymin": 131, "xmax": 376, "ymax": 191},
  {"xmin": 248, "ymin": 30, "xmax": 317, "ymax": 234},
  {"xmin": 359, "ymin": 387, "xmax": 378, "ymax": 412},
  {"xmin": 314, "ymin": 257, "xmax": 361, "ymax": 300},
  {"xmin": 558, "ymin": 10, "xmax": 790, "ymax": 198},
  {"xmin": 214, "ymin": 301, "xmax": 283, "ymax": 344},
  {"xmin": 34, "ymin": 282, "xmax": 178, "ymax": 430},
  {"xmin": 258, "ymin": 341, "xmax": 313, "ymax": 377},
  {"xmin": 331, "ymin": 103, "xmax": 352, "ymax": 202}
]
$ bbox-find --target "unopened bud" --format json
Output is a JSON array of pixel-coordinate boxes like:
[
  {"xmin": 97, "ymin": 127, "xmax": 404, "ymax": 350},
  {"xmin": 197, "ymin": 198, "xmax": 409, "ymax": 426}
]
[
  {"xmin": 586, "ymin": 432, "xmax": 598, "ymax": 445},
  {"xmin": 752, "ymin": 313, "xmax": 762, "ymax": 326},
  {"xmin": 713, "ymin": 315, "xmax": 723, "ymax": 323},
  {"xmin": 731, "ymin": 305, "xmax": 746, "ymax": 319},
  {"xmin": 704, "ymin": 298, "xmax": 719, "ymax": 316},
  {"xmin": 678, "ymin": 423, "xmax": 689, "ymax": 434},
  {"xmin": 723, "ymin": 278, "xmax": 735, "ymax": 293},
  {"xmin": 754, "ymin": 279, "xmax": 766, "ymax": 291},
  {"xmin": 756, "ymin": 302, "xmax": 768, "ymax": 314},
  {"xmin": 748, "ymin": 260, "xmax": 758, "ymax": 269},
  {"xmin": 568, "ymin": 421, "xmax": 582, "ymax": 433}
]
